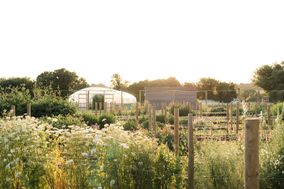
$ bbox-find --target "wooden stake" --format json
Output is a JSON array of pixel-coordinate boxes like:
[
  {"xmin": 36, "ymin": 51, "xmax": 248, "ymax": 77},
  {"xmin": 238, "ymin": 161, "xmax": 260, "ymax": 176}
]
[
  {"xmin": 27, "ymin": 103, "xmax": 31, "ymax": 116},
  {"xmin": 11, "ymin": 105, "xmax": 16, "ymax": 117},
  {"xmin": 236, "ymin": 102, "xmax": 240, "ymax": 134},
  {"xmin": 188, "ymin": 114, "xmax": 194, "ymax": 189},
  {"xmin": 174, "ymin": 107, "xmax": 179, "ymax": 156},
  {"xmin": 244, "ymin": 118, "xmax": 260, "ymax": 189}
]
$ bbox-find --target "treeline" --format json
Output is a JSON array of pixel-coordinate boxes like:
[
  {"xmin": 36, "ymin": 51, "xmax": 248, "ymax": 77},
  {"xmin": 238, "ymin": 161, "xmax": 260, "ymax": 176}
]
[
  {"xmin": 125, "ymin": 77, "xmax": 237, "ymax": 103},
  {"xmin": 2, "ymin": 61, "xmax": 284, "ymax": 103},
  {"xmin": 0, "ymin": 68, "xmax": 88, "ymax": 98}
]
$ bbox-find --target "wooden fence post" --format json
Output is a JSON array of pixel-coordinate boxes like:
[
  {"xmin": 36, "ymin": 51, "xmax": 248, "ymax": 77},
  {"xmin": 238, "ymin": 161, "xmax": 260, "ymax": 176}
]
[
  {"xmin": 226, "ymin": 103, "xmax": 230, "ymax": 134},
  {"xmin": 11, "ymin": 105, "xmax": 16, "ymax": 117},
  {"xmin": 230, "ymin": 103, "xmax": 233, "ymax": 130},
  {"xmin": 153, "ymin": 107, "xmax": 156, "ymax": 134},
  {"xmin": 236, "ymin": 102, "xmax": 240, "ymax": 134},
  {"xmin": 174, "ymin": 107, "xmax": 179, "ymax": 156},
  {"xmin": 136, "ymin": 103, "xmax": 139, "ymax": 126},
  {"xmin": 99, "ymin": 102, "xmax": 102, "ymax": 115},
  {"xmin": 86, "ymin": 91, "xmax": 90, "ymax": 109},
  {"xmin": 188, "ymin": 114, "xmax": 194, "ymax": 189},
  {"xmin": 267, "ymin": 104, "xmax": 272, "ymax": 126},
  {"xmin": 244, "ymin": 118, "xmax": 260, "ymax": 189},
  {"xmin": 27, "ymin": 103, "xmax": 31, "ymax": 116},
  {"xmin": 95, "ymin": 102, "xmax": 98, "ymax": 115},
  {"xmin": 148, "ymin": 105, "xmax": 152, "ymax": 131}
]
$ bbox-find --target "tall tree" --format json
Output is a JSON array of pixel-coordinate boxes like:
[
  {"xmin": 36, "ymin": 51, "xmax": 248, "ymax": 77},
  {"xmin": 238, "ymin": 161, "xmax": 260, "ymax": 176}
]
[
  {"xmin": 253, "ymin": 62, "xmax": 284, "ymax": 101},
  {"xmin": 127, "ymin": 77, "xmax": 181, "ymax": 101},
  {"xmin": 0, "ymin": 77, "xmax": 35, "ymax": 92},
  {"xmin": 36, "ymin": 68, "xmax": 89, "ymax": 98},
  {"xmin": 197, "ymin": 78, "xmax": 237, "ymax": 102},
  {"xmin": 110, "ymin": 73, "xmax": 128, "ymax": 90}
]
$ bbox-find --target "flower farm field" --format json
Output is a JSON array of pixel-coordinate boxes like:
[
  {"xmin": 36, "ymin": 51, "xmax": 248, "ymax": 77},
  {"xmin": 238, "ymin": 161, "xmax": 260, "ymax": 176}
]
[{"xmin": 1, "ymin": 112, "xmax": 284, "ymax": 189}]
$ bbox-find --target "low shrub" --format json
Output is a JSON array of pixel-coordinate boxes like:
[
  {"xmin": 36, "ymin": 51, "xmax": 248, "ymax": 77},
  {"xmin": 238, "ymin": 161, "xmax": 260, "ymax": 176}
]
[
  {"xmin": 43, "ymin": 114, "xmax": 84, "ymax": 128},
  {"xmin": 98, "ymin": 114, "xmax": 116, "ymax": 129},
  {"xmin": 170, "ymin": 105, "xmax": 194, "ymax": 116},
  {"xmin": 32, "ymin": 97, "xmax": 77, "ymax": 117},
  {"xmin": 80, "ymin": 111, "xmax": 99, "ymax": 126},
  {"xmin": 123, "ymin": 120, "xmax": 138, "ymax": 131}
]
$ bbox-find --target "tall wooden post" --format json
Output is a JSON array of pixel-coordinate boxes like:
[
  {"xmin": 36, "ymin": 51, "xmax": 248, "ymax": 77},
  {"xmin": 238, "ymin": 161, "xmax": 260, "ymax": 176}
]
[
  {"xmin": 120, "ymin": 91, "xmax": 123, "ymax": 112},
  {"xmin": 174, "ymin": 107, "xmax": 179, "ymax": 156},
  {"xmin": 86, "ymin": 91, "xmax": 90, "ymax": 109},
  {"xmin": 226, "ymin": 103, "xmax": 230, "ymax": 134},
  {"xmin": 11, "ymin": 105, "xmax": 16, "ymax": 117},
  {"xmin": 244, "ymin": 118, "xmax": 260, "ymax": 189},
  {"xmin": 153, "ymin": 107, "xmax": 157, "ymax": 134},
  {"xmin": 236, "ymin": 102, "xmax": 240, "ymax": 134},
  {"xmin": 135, "ymin": 103, "xmax": 139, "ymax": 126},
  {"xmin": 230, "ymin": 103, "xmax": 233, "ymax": 130},
  {"xmin": 267, "ymin": 104, "xmax": 272, "ymax": 126},
  {"xmin": 199, "ymin": 102, "xmax": 202, "ymax": 117},
  {"xmin": 148, "ymin": 105, "xmax": 152, "ymax": 131},
  {"xmin": 104, "ymin": 102, "xmax": 108, "ymax": 112},
  {"xmin": 205, "ymin": 90, "xmax": 208, "ymax": 105},
  {"xmin": 95, "ymin": 102, "xmax": 98, "ymax": 115},
  {"xmin": 99, "ymin": 102, "xmax": 103, "ymax": 115},
  {"xmin": 27, "ymin": 103, "xmax": 31, "ymax": 116},
  {"xmin": 188, "ymin": 114, "xmax": 194, "ymax": 189}
]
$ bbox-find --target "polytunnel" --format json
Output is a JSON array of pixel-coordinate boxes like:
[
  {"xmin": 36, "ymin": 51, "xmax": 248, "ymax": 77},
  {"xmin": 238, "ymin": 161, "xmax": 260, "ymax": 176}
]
[{"xmin": 69, "ymin": 87, "xmax": 137, "ymax": 109}]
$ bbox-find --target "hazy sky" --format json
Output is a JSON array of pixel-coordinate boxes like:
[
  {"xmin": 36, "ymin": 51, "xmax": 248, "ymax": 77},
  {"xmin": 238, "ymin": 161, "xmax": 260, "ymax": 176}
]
[{"xmin": 1, "ymin": 0, "xmax": 284, "ymax": 86}]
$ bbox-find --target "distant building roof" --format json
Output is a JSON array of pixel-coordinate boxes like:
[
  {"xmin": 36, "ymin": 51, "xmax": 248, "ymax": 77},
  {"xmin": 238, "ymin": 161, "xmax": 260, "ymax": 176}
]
[{"xmin": 144, "ymin": 87, "xmax": 197, "ymax": 108}]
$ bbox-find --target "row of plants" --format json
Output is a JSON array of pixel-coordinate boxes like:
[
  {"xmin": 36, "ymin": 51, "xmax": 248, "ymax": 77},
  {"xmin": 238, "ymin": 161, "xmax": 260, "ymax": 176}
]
[{"xmin": 0, "ymin": 118, "xmax": 182, "ymax": 189}]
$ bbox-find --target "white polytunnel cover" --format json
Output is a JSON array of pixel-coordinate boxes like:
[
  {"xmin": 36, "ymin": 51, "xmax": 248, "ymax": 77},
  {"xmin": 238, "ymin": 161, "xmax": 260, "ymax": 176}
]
[{"xmin": 69, "ymin": 87, "xmax": 137, "ymax": 109}]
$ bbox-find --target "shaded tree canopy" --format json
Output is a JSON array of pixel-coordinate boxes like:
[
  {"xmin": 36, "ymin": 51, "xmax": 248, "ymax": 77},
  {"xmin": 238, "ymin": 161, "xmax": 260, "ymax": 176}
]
[
  {"xmin": 111, "ymin": 73, "xmax": 128, "ymax": 90},
  {"xmin": 253, "ymin": 62, "xmax": 284, "ymax": 101},
  {"xmin": 0, "ymin": 77, "xmax": 35, "ymax": 92},
  {"xmin": 196, "ymin": 78, "xmax": 237, "ymax": 102},
  {"xmin": 127, "ymin": 77, "xmax": 181, "ymax": 102},
  {"xmin": 36, "ymin": 68, "xmax": 89, "ymax": 98}
]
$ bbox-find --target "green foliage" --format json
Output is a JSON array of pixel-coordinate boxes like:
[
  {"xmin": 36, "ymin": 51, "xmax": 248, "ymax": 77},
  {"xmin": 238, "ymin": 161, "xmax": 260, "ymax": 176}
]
[
  {"xmin": 110, "ymin": 73, "xmax": 128, "ymax": 90},
  {"xmin": 98, "ymin": 114, "xmax": 116, "ymax": 129},
  {"xmin": 127, "ymin": 77, "xmax": 181, "ymax": 102},
  {"xmin": 170, "ymin": 105, "xmax": 194, "ymax": 116},
  {"xmin": 92, "ymin": 94, "xmax": 104, "ymax": 110},
  {"xmin": 43, "ymin": 114, "xmax": 84, "ymax": 128},
  {"xmin": 0, "ymin": 77, "xmax": 34, "ymax": 92},
  {"xmin": 1, "ymin": 118, "xmax": 183, "ymax": 188},
  {"xmin": 36, "ymin": 68, "xmax": 89, "ymax": 98},
  {"xmin": 156, "ymin": 115, "xmax": 166, "ymax": 123},
  {"xmin": 197, "ymin": 78, "xmax": 237, "ymax": 102},
  {"xmin": 260, "ymin": 120, "xmax": 284, "ymax": 189},
  {"xmin": 80, "ymin": 111, "xmax": 99, "ymax": 126},
  {"xmin": 253, "ymin": 62, "xmax": 284, "ymax": 101},
  {"xmin": 0, "ymin": 87, "xmax": 31, "ymax": 116},
  {"xmin": 31, "ymin": 96, "xmax": 77, "ymax": 117},
  {"xmin": 123, "ymin": 120, "xmax": 138, "ymax": 131},
  {"xmin": 142, "ymin": 120, "xmax": 149, "ymax": 129}
]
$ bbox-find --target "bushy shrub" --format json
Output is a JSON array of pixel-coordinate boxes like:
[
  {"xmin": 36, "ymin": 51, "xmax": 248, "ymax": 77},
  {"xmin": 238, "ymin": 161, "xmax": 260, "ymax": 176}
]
[
  {"xmin": 210, "ymin": 107, "xmax": 226, "ymax": 113},
  {"xmin": 156, "ymin": 115, "xmax": 166, "ymax": 123},
  {"xmin": 271, "ymin": 102, "xmax": 284, "ymax": 120},
  {"xmin": 32, "ymin": 97, "xmax": 76, "ymax": 117},
  {"xmin": 80, "ymin": 111, "xmax": 99, "ymax": 126},
  {"xmin": 170, "ymin": 105, "xmax": 194, "ymax": 116},
  {"xmin": 139, "ymin": 116, "xmax": 147, "ymax": 124},
  {"xmin": 142, "ymin": 120, "xmax": 149, "ymax": 129},
  {"xmin": 0, "ymin": 87, "xmax": 31, "ymax": 116},
  {"xmin": 123, "ymin": 120, "xmax": 138, "ymax": 131},
  {"xmin": 42, "ymin": 114, "xmax": 84, "ymax": 128},
  {"xmin": 98, "ymin": 114, "xmax": 116, "ymax": 129}
]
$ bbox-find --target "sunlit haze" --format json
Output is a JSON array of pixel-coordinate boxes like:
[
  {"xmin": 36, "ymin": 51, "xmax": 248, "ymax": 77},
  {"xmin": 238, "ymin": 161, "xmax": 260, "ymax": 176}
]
[{"xmin": 1, "ymin": 0, "xmax": 284, "ymax": 86}]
